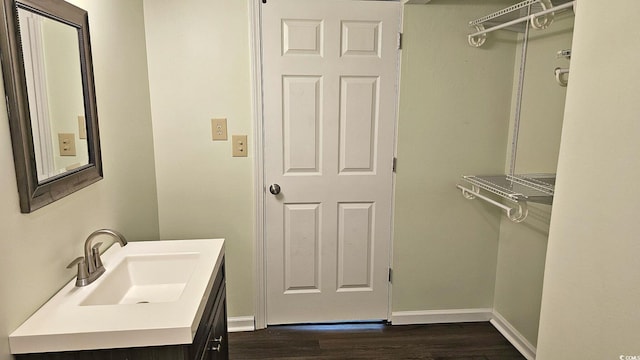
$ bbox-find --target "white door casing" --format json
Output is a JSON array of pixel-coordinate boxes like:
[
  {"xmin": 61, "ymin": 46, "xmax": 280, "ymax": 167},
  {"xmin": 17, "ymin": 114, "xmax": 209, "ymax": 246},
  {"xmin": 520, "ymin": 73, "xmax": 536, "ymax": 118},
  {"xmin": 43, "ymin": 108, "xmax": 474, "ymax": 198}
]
[
  {"xmin": 18, "ymin": 10, "xmax": 56, "ymax": 181},
  {"xmin": 262, "ymin": 0, "xmax": 401, "ymax": 325}
]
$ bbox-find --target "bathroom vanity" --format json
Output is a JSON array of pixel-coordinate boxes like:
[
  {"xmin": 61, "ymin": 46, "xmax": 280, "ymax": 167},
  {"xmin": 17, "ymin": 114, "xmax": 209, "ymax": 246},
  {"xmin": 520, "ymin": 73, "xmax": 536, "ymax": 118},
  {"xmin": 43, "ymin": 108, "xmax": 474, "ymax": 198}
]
[{"xmin": 9, "ymin": 239, "xmax": 228, "ymax": 360}]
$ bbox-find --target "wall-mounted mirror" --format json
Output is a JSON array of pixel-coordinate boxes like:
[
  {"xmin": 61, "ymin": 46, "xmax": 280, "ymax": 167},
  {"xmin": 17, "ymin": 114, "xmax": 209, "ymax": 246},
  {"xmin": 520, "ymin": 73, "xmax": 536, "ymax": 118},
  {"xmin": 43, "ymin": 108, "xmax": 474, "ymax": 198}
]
[
  {"xmin": 509, "ymin": 13, "xmax": 574, "ymax": 177},
  {"xmin": 0, "ymin": 0, "xmax": 101, "ymax": 213}
]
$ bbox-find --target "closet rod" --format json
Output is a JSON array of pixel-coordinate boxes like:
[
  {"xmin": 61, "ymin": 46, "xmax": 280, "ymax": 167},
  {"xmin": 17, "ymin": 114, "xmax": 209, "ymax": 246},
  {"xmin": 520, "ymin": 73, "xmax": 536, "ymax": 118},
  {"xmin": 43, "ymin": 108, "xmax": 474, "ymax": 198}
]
[
  {"xmin": 468, "ymin": 1, "xmax": 575, "ymax": 39},
  {"xmin": 457, "ymin": 185, "xmax": 528, "ymax": 222}
]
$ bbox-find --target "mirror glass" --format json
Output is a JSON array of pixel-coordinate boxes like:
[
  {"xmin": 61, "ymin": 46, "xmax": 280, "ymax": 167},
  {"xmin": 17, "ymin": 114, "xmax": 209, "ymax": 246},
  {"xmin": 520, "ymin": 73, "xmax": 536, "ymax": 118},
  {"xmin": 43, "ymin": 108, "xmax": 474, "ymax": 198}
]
[
  {"xmin": 17, "ymin": 8, "xmax": 89, "ymax": 182},
  {"xmin": 511, "ymin": 13, "xmax": 574, "ymax": 175},
  {"xmin": 1, "ymin": 0, "xmax": 102, "ymax": 213}
]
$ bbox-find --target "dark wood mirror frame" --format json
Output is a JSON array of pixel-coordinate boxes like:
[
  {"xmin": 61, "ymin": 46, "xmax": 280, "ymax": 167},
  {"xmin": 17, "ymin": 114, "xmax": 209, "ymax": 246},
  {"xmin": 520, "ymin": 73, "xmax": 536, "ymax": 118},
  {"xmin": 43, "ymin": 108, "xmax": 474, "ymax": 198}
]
[{"xmin": 0, "ymin": 0, "xmax": 101, "ymax": 213}]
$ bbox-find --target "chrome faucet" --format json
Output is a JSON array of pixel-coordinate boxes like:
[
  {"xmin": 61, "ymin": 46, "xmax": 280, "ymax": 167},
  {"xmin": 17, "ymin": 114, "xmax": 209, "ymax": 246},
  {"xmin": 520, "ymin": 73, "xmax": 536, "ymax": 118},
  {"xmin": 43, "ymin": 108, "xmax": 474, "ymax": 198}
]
[{"xmin": 67, "ymin": 229, "xmax": 128, "ymax": 287}]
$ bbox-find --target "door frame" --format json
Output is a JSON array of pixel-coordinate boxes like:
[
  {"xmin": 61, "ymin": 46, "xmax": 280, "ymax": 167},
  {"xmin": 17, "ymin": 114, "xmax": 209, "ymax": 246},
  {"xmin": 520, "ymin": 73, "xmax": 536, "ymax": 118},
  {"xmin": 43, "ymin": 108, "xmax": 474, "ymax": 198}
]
[{"xmin": 249, "ymin": 0, "xmax": 403, "ymax": 330}]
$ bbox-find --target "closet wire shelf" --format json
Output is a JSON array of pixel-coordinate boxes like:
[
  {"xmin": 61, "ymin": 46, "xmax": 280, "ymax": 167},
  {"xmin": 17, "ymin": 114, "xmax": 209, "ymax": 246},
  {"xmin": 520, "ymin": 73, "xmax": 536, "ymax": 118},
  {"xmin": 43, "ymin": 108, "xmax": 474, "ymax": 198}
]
[
  {"xmin": 467, "ymin": 0, "xmax": 575, "ymax": 47},
  {"xmin": 457, "ymin": 174, "xmax": 555, "ymax": 223}
]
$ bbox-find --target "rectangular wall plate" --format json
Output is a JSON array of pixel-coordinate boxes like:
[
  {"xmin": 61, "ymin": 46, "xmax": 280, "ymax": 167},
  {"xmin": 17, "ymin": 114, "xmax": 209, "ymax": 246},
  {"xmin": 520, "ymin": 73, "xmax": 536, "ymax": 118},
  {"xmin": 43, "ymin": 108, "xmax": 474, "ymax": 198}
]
[
  {"xmin": 211, "ymin": 118, "xmax": 228, "ymax": 140},
  {"xmin": 232, "ymin": 135, "xmax": 248, "ymax": 157},
  {"xmin": 58, "ymin": 133, "xmax": 76, "ymax": 156},
  {"xmin": 78, "ymin": 115, "xmax": 87, "ymax": 139}
]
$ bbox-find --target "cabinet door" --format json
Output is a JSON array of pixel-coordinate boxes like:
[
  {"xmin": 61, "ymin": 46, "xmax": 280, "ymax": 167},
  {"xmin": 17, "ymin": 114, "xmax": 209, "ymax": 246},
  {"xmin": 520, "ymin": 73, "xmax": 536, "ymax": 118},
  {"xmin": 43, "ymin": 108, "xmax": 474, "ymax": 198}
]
[{"xmin": 206, "ymin": 286, "xmax": 228, "ymax": 360}]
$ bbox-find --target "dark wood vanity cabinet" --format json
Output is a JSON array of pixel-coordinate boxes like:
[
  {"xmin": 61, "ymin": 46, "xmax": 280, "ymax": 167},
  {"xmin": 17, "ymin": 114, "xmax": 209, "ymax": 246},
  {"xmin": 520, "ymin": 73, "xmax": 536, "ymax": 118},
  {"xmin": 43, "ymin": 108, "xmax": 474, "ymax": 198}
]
[
  {"xmin": 15, "ymin": 262, "xmax": 228, "ymax": 360},
  {"xmin": 191, "ymin": 261, "xmax": 228, "ymax": 360}
]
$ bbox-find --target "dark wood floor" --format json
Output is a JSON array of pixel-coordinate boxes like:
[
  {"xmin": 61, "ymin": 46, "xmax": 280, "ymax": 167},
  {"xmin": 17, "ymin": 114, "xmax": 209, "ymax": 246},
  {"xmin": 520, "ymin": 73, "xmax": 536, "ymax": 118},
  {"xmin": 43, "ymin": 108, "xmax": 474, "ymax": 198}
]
[{"xmin": 228, "ymin": 322, "xmax": 526, "ymax": 360}]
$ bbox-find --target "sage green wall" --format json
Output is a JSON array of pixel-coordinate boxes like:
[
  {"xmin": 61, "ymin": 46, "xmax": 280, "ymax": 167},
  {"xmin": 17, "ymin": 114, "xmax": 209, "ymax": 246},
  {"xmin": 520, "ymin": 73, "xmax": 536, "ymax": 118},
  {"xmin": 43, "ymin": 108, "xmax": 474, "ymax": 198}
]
[
  {"xmin": 142, "ymin": 0, "xmax": 254, "ymax": 318},
  {"xmin": 536, "ymin": 1, "xmax": 640, "ymax": 357},
  {"xmin": 392, "ymin": 0, "xmax": 515, "ymax": 312},
  {"xmin": 0, "ymin": 1, "xmax": 159, "ymax": 359},
  {"xmin": 493, "ymin": 14, "xmax": 574, "ymax": 347}
]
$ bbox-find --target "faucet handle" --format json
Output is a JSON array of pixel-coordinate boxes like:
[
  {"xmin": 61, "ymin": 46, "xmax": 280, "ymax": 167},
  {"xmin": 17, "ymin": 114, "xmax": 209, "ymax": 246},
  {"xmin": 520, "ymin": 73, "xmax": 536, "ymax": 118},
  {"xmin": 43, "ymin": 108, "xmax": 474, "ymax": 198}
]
[
  {"xmin": 67, "ymin": 256, "xmax": 85, "ymax": 269},
  {"xmin": 91, "ymin": 242, "xmax": 104, "ymax": 270},
  {"xmin": 67, "ymin": 257, "xmax": 89, "ymax": 284}
]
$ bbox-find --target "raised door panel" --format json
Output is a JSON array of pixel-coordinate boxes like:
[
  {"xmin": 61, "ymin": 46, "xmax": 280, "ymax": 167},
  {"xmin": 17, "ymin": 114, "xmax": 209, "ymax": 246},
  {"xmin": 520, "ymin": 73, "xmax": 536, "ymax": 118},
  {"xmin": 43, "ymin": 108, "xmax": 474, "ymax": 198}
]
[
  {"xmin": 341, "ymin": 21, "xmax": 381, "ymax": 57},
  {"xmin": 337, "ymin": 202, "xmax": 375, "ymax": 291},
  {"xmin": 282, "ymin": 19, "xmax": 323, "ymax": 56},
  {"xmin": 283, "ymin": 203, "xmax": 321, "ymax": 293},
  {"xmin": 339, "ymin": 76, "xmax": 379, "ymax": 174},
  {"xmin": 282, "ymin": 76, "xmax": 322, "ymax": 174}
]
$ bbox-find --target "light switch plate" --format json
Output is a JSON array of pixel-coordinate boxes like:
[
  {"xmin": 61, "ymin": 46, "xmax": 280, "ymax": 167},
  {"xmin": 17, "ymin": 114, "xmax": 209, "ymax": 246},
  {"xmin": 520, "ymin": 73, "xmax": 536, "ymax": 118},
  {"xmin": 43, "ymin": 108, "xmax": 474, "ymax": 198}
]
[
  {"xmin": 232, "ymin": 135, "xmax": 248, "ymax": 157},
  {"xmin": 211, "ymin": 118, "xmax": 228, "ymax": 140},
  {"xmin": 78, "ymin": 115, "xmax": 87, "ymax": 139},
  {"xmin": 58, "ymin": 133, "xmax": 76, "ymax": 156}
]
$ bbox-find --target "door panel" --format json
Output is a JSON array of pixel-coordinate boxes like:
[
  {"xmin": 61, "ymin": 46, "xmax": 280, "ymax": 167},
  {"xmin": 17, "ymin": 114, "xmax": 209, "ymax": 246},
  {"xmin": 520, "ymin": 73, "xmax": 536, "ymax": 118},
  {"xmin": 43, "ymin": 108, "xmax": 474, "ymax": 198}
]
[
  {"xmin": 339, "ymin": 76, "xmax": 379, "ymax": 173},
  {"xmin": 337, "ymin": 202, "xmax": 374, "ymax": 291},
  {"xmin": 282, "ymin": 19, "xmax": 323, "ymax": 56},
  {"xmin": 284, "ymin": 203, "xmax": 321, "ymax": 293},
  {"xmin": 283, "ymin": 76, "xmax": 322, "ymax": 174},
  {"xmin": 341, "ymin": 21, "xmax": 381, "ymax": 57}
]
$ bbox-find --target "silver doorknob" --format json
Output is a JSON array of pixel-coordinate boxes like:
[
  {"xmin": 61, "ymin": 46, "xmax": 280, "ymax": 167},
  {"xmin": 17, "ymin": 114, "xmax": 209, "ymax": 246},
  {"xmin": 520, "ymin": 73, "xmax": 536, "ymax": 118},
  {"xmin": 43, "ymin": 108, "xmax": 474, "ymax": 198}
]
[{"xmin": 269, "ymin": 184, "xmax": 281, "ymax": 195}]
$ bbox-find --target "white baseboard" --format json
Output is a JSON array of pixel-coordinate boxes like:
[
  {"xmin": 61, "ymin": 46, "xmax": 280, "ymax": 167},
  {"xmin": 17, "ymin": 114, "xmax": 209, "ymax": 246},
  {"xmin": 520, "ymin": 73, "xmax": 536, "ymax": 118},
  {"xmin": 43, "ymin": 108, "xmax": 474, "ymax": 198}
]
[
  {"xmin": 228, "ymin": 316, "xmax": 255, "ymax": 332},
  {"xmin": 490, "ymin": 311, "xmax": 536, "ymax": 360},
  {"xmin": 390, "ymin": 309, "xmax": 535, "ymax": 360},
  {"xmin": 391, "ymin": 308, "xmax": 493, "ymax": 325}
]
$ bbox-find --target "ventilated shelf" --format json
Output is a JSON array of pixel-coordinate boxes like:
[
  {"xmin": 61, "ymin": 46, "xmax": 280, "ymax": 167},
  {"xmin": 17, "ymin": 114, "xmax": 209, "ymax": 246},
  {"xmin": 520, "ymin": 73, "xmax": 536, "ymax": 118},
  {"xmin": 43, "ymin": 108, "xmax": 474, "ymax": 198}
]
[
  {"xmin": 467, "ymin": 0, "xmax": 575, "ymax": 47},
  {"xmin": 463, "ymin": 174, "xmax": 554, "ymax": 204},
  {"xmin": 456, "ymin": 174, "xmax": 555, "ymax": 223},
  {"xmin": 470, "ymin": 0, "xmax": 573, "ymax": 31}
]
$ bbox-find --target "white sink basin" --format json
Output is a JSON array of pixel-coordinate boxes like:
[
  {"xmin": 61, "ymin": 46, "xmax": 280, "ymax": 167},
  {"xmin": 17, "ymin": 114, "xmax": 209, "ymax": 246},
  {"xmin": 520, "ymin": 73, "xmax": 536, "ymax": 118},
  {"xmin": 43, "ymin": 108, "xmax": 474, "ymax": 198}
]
[
  {"xmin": 9, "ymin": 239, "xmax": 224, "ymax": 355},
  {"xmin": 80, "ymin": 253, "xmax": 200, "ymax": 306}
]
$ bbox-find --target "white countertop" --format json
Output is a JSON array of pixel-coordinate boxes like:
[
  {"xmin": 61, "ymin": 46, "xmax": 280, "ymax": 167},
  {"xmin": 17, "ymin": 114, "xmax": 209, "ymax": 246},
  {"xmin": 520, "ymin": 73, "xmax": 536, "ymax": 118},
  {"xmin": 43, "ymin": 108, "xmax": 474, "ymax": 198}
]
[{"xmin": 9, "ymin": 239, "xmax": 225, "ymax": 354}]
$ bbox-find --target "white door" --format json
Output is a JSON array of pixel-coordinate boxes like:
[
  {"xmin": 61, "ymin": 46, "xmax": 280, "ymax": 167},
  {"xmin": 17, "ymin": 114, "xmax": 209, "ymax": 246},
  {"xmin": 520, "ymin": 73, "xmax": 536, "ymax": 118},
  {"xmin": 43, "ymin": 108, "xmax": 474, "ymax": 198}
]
[{"xmin": 262, "ymin": 0, "xmax": 401, "ymax": 325}]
